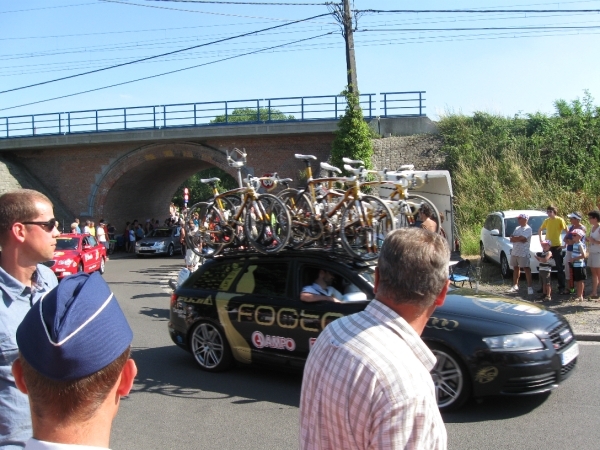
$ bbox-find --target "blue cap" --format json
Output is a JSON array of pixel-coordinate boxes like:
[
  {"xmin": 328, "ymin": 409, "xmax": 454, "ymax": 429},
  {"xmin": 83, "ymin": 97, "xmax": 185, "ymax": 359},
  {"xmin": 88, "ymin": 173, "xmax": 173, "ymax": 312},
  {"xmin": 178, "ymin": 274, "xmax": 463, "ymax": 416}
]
[{"xmin": 17, "ymin": 272, "xmax": 133, "ymax": 381}]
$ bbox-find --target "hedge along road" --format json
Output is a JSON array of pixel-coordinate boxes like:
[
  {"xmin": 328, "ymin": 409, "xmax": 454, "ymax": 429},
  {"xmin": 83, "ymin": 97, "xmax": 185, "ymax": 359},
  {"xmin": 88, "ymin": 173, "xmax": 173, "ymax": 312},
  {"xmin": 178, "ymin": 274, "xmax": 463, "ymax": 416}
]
[{"xmin": 105, "ymin": 255, "xmax": 600, "ymax": 450}]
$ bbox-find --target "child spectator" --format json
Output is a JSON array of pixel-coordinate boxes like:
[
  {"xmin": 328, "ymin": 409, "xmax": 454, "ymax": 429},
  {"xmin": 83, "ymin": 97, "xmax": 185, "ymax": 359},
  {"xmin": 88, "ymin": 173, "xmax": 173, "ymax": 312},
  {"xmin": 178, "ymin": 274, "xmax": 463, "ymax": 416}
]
[
  {"xmin": 570, "ymin": 229, "xmax": 587, "ymax": 302},
  {"xmin": 535, "ymin": 240, "xmax": 553, "ymax": 302}
]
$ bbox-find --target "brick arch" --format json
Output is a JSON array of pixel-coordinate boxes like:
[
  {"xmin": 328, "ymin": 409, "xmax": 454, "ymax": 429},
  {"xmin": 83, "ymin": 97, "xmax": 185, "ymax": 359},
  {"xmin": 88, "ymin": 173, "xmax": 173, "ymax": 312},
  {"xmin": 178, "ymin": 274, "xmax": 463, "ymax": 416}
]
[{"xmin": 90, "ymin": 142, "xmax": 247, "ymax": 227}]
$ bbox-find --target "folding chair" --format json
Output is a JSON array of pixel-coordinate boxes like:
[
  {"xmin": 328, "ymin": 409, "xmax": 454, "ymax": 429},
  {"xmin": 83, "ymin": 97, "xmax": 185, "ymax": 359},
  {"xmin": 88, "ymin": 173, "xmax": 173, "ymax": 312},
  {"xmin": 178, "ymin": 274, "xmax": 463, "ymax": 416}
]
[{"xmin": 449, "ymin": 259, "xmax": 473, "ymax": 288}]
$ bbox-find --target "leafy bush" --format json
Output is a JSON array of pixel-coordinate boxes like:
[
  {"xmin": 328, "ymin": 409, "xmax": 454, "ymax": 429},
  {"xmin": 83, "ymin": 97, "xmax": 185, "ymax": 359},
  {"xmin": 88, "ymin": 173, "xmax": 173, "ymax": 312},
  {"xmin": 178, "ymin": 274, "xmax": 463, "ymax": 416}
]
[
  {"xmin": 331, "ymin": 89, "xmax": 374, "ymax": 173},
  {"xmin": 440, "ymin": 91, "xmax": 600, "ymax": 255}
]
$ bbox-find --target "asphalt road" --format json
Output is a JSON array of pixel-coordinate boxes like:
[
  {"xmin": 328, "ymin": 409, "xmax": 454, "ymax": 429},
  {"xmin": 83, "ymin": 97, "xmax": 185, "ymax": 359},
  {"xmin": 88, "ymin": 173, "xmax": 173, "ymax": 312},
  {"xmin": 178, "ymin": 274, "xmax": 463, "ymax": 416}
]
[{"xmin": 107, "ymin": 255, "xmax": 600, "ymax": 450}]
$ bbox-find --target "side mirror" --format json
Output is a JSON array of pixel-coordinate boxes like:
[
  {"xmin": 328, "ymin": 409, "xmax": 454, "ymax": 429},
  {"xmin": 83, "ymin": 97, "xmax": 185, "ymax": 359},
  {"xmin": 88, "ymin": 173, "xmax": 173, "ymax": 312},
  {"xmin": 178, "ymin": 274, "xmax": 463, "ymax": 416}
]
[{"xmin": 490, "ymin": 229, "xmax": 501, "ymax": 237}]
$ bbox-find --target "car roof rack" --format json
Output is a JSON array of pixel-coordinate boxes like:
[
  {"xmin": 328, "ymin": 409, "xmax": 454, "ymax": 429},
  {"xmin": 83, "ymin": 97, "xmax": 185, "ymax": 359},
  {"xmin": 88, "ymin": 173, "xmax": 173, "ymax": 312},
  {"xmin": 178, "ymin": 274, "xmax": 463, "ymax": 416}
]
[{"xmin": 205, "ymin": 247, "xmax": 377, "ymax": 268}]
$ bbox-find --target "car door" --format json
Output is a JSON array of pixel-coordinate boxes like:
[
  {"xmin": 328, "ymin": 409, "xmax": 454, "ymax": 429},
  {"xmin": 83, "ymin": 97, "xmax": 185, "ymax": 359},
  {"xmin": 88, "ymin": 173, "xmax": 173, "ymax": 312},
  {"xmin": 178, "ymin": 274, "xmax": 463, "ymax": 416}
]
[
  {"xmin": 87, "ymin": 236, "xmax": 102, "ymax": 271},
  {"xmin": 226, "ymin": 260, "xmax": 302, "ymax": 367},
  {"xmin": 481, "ymin": 215, "xmax": 494, "ymax": 260},
  {"xmin": 489, "ymin": 215, "xmax": 504, "ymax": 263}
]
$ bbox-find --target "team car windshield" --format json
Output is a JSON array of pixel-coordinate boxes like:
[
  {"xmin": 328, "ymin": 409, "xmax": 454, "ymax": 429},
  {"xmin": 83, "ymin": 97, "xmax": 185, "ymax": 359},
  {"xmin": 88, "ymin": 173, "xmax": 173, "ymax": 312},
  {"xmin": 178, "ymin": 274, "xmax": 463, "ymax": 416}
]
[
  {"xmin": 505, "ymin": 215, "xmax": 546, "ymax": 236},
  {"xmin": 149, "ymin": 229, "xmax": 171, "ymax": 238},
  {"xmin": 56, "ymin": 238, "xmax": 79, "ymax": 250}
]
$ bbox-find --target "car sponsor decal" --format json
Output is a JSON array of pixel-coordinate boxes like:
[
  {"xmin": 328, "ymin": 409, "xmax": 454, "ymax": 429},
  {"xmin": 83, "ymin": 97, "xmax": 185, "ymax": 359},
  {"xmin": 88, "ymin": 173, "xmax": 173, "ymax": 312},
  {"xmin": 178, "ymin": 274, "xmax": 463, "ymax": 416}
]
[
  {"xmin": 472, "ymin": 297, "xmax": 546, "ymax": 316},
  {"xmin": 251, "ymin": 331, "xmax": 296, "ymax": 351},
  {"xmin": 475, "ymin": 366, "xmax": 499, "ymax": 384},
  {"xmin": 84, "ymin": 253, "xmax": 94, "ymax": 262},
  {"xmin": 426, "ymin": 316, "xmax": 459, "ymax": 331},
  {"xmin": 237, "ymin": 304, "xmax": 343, "ymax": 332},
  {"xmin": 215, "ymin": 294, "xmax": 252, "ymax": 364}
]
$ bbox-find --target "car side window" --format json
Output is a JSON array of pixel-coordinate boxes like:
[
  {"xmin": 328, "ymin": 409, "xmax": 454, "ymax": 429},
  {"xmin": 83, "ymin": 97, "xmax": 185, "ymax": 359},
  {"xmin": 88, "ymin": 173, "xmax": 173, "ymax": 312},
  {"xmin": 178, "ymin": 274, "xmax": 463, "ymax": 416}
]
[
  {"xmin": 484, "ymin": 215, "xmax": 493, "ymax": 230},
  {"xmin": 192, "ymin": 262, "xmax": 244, "ymax": 291},
  {"xmin": 492, "ymin": 216, "xmax": 502, "ymax": 233},
  {"xmin": 88, "ymin": 236, "xmax": 98, "ymax": 246},
  {"xmin": 234, "ymin": 263, "xmax": 288, "ymax": 296},
  {"xmin": 300, "ymin": 265, "xmax": 367, "ymax": 302}
]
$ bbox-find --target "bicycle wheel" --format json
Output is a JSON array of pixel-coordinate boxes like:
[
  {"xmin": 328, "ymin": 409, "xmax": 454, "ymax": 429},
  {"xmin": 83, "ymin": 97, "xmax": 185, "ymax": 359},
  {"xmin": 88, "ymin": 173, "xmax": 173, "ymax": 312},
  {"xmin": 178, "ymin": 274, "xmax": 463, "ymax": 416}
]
[
  {"xmin": 244, "ymin": 194, "xmax": 291, "ymax": 254},
  {"xmin": 277, "ymin": 188, "xmax": 318, "ymax": 248},
  {"xmin": 197, "ymin": 201, "xmax": 237, "ymax": 257},
  {"xmin": 395, "ymin": 194, "xmax": 441, "ymax": 232},
  {"xmin": 340, "ymin": 195, "xmax": 396, "ymax": 261}
]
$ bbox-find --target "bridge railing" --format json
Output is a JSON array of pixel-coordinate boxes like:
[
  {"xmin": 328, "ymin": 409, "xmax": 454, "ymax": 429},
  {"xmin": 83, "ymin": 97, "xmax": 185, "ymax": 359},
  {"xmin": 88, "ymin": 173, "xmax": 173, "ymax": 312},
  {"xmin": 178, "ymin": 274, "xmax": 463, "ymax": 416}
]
[{"xmin": 0, "ymin": 91, "xmax": 425, "ymax": 139}]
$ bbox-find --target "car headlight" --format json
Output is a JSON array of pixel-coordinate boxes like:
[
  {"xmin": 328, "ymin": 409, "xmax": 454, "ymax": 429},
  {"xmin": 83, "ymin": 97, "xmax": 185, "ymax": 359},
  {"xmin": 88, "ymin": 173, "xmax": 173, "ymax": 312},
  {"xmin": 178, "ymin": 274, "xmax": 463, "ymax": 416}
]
[
  {"xmin": 482, "ymin": 332, "xmax": 543, "ymax": 352},
  {"xmin": 154, "ymin": 240, "xmax": 166, "ymax": 247}
]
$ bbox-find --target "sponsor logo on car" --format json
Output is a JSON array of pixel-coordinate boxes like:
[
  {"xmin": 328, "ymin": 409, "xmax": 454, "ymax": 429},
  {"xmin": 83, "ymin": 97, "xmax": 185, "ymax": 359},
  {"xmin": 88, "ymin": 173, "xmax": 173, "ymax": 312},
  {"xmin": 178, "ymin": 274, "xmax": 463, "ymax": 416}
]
[{"xmin": 251, "ymin": 331, "xmax": 296, "ymax": 351}]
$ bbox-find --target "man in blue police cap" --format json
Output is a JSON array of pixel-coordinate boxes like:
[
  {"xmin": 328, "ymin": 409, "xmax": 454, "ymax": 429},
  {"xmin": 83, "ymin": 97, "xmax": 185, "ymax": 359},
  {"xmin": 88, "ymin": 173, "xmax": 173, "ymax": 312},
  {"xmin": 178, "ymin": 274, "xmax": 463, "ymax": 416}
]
[{"xmin": 11, "ymin": 272, "xmax": 137, "ymax": 450}]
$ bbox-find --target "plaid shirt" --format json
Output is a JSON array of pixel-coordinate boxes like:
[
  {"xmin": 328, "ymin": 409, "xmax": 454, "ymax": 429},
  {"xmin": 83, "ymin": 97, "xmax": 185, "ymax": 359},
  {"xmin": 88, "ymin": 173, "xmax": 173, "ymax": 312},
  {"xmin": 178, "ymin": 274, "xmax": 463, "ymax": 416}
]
[{"xmin": 300, "ymin": 300, "xmax": 447, "ymax": 450}]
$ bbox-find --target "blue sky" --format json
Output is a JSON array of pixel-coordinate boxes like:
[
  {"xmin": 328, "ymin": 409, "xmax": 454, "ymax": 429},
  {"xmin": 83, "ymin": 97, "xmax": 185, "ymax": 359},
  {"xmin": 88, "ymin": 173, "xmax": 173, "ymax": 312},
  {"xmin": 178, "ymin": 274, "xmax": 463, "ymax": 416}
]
[{"xmin": 1, "ymin": 0, "xmax": 600, "ymax": 120}]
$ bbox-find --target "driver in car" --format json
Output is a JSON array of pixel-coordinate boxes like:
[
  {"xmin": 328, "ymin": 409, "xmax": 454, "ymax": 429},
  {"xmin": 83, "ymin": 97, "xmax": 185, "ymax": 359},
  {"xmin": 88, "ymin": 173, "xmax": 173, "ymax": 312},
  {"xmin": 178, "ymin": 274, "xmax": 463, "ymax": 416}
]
[{"xmin": 301, "ymin": 269, "xmax": 343, "ymax": 303}]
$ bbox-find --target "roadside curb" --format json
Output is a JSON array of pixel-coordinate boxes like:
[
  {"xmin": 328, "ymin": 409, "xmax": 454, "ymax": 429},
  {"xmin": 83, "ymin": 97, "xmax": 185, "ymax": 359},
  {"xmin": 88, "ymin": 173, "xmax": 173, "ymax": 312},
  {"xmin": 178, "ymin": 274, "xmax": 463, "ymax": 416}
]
[{"xmin": 574, "ymin": 333, "xmax": 600, "ymax": 342}]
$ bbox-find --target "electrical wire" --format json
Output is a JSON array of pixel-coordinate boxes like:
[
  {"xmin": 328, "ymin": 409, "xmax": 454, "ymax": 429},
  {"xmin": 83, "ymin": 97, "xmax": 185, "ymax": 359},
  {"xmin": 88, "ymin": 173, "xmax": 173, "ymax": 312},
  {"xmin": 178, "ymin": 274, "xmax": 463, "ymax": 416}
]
[
  {"xmin": 0, "ymin": 32, "xmax": 334, "ymax": 113},
  {"xmin": 140, "ymin": 0, "xmax": 327, "ymax": 5},
  {"xmin": 358, "ymin": 9, "xmax": 600, "ymax": 14},
  {"xmin": 0, "ymin": 12, "xmax": 330, "ymax": 95},
  {"xmin": 0, "ymin": 2, "xmax": 97, "ymax": 14},
  {"xmin": 359, "ymin": 25, "xmax": 600, "ymax": 32}
]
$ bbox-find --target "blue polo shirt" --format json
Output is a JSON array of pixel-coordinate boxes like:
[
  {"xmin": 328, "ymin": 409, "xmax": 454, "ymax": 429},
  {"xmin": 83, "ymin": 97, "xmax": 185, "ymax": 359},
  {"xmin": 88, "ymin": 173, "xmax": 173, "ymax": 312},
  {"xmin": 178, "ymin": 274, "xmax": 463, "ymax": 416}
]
[{"xmin": 0, "ymin": 261, "xmax": 58, "ymax": 449}]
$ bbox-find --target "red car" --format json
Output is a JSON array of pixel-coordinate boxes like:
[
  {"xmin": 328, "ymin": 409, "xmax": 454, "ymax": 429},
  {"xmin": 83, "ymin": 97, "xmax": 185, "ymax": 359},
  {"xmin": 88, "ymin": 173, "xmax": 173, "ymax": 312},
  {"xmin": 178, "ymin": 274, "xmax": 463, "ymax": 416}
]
[{"xmin": 52, "ymin": 234, "xmax": 107, "ymax": 280}]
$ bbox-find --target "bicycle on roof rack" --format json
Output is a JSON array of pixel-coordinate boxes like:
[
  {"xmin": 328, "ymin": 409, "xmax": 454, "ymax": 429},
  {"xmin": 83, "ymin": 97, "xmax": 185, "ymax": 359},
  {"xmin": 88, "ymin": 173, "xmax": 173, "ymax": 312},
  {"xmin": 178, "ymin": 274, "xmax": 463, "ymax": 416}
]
[
  {"xmin": 186, "ymin": 149, "xmax": 292, "ymax": 256},
  {"xmin": 342, "ymin": 157, "xmax": 441, "ymax": 233},
  {"xmin": 277, "ymin": 154, "xmax": 395, "ymax": 261}
]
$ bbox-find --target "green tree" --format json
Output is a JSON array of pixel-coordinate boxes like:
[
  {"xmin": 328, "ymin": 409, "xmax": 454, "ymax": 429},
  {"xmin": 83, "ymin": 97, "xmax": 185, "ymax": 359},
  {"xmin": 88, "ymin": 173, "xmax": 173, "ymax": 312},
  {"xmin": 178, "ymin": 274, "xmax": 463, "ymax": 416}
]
[
  {"xmin": 330, "ymin": 89, "xmax": 374, "ymax": 172},
  {"xmin": 211, "ymin": 107, "xmax": 294, "ymax": 123},
  {"xmin": 172, "ymin": 167, "xmax": 238, "ymax": 207}
]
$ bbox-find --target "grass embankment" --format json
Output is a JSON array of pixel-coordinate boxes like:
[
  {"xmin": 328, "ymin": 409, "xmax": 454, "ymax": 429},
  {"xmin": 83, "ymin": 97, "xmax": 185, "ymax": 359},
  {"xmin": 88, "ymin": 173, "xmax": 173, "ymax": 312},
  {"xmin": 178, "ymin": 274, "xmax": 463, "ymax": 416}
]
[{"xmin": 438, "ymin": 92, "xmax": 600, "ymax": 255}]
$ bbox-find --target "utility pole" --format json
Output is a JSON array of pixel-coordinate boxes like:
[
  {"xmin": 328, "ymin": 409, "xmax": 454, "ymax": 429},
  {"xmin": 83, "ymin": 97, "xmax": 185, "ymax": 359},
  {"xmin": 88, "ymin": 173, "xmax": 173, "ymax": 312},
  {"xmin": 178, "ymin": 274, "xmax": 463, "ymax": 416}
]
[{"xmin": 330, "ymin": 0, "xmax": 359, "ymax": 94}]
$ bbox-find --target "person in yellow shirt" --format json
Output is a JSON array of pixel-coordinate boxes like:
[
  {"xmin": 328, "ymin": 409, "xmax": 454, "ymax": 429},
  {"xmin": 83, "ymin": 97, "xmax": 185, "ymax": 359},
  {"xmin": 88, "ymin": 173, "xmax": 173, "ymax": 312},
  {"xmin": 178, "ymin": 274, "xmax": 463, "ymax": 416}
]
[{"xmin": 538, "ymin": 205, "xmax": 568, "ymax": 293}]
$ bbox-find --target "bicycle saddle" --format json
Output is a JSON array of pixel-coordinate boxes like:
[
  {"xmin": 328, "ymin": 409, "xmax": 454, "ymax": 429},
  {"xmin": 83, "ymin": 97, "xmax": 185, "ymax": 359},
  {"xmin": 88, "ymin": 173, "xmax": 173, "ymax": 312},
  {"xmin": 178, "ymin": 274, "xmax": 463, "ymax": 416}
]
[
  {"xmin": 320, "ymin": 162, "xmax": 342, "ymax": 173},
  {"xmin": 200, "ymin": 177, "xmax": 220, "ymax": 184},
  {"xmin": 295, "ymin": 154, "xmax": 317, "ymax": 161},
  {"xmin": 342, "ymin": 157, "xmax": 364, "ymax": 165},
  {"xmin": 278, "ymin": 178, "xmax": 293, "ymax": 184}
]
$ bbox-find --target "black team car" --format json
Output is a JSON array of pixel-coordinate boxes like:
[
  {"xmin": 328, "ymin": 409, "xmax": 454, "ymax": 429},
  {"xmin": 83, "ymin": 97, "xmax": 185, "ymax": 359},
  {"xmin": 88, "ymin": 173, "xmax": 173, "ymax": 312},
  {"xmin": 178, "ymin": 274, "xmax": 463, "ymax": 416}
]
[{"xmin": 168, "ymin": 250, "xmax": 578, "ymax": 411}]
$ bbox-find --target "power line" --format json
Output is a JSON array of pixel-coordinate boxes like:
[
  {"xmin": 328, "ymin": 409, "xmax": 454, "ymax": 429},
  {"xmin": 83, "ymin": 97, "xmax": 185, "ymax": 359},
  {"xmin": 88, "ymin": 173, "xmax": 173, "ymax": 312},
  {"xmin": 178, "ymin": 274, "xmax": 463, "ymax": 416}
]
[
  {"xmin": 0, "ymin": 12, "xmax": 330, "ymax": 95},
  {"xmin": 358, "ymin": 9, "xmax": 600, "ymax": 14},
  {"xmin": 0, "ymin": 2, "xmax": 96, "ymax": 14},
  {"xmin": 359, "ymin": 25, "xmax": 600, "ymax": 32},
  {"xmin": 0, "ymin": 32, "xmax": 333, "ymax": 113},
  {"xmin": 140, "ymin": 0, "xmax": 327, "ymax": 5},
  {"xmin": 99, "ymin": 0, "xmax": 301, "ymax": 20}
]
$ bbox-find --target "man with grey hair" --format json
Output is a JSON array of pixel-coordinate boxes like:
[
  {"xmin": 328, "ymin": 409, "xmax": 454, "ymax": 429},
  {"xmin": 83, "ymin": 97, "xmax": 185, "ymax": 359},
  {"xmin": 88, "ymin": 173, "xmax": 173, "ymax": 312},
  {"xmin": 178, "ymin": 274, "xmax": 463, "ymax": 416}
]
[
  {"xmin": 300, "ymin": 227, "xmax": 449, "ymax": 450},
  {"xmin": 0, "ymin": 189, "xmax": 59, "ymax": 448}
]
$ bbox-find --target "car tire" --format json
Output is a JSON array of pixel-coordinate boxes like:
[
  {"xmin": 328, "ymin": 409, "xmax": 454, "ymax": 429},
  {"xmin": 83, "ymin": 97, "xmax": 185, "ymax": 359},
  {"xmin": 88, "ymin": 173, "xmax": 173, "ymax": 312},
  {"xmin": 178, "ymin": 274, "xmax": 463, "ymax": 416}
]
[
  {"xmin": 501, "ymin": 252, "xmax": 512, "ymax": 278},
  {"xmin": 167, "ymin": 244, "xmax": 174, "ymax": 257},
  {"xmin": 428, "ymin": 342, "xmax": 472, "ymax": 412},
  {"xmin": 480, "ymin": 242, "xmax": 488, "ymax": 262},
  {"xmin": 189, "ymin": 321, "xmax": 234, "ymax": 372},
  {"xmin": 99, "ymin": 257, "xmax": 105, "ymax": 275}
]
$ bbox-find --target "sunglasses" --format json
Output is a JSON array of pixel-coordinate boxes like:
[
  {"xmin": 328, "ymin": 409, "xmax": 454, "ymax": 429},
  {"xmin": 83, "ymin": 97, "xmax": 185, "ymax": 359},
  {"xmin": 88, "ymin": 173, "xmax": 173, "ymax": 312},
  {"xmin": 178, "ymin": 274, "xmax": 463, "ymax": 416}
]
[{"xmin": 21, "ymin": 218, "xmax": 58, "ymax": 232}]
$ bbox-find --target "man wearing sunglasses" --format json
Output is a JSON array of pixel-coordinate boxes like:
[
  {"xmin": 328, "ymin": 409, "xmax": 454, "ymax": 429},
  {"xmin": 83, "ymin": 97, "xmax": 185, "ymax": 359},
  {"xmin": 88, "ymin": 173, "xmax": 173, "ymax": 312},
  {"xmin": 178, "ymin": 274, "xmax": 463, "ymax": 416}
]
[{"xmin": 0, "ymin": 189, "xmax": 59, "ymax": 449}]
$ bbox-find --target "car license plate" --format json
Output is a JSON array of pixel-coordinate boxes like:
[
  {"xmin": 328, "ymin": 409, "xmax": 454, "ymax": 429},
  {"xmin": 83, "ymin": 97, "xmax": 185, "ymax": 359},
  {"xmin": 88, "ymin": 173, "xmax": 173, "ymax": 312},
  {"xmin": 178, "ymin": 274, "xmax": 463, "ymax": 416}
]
[{"xmin": 561, "ymin": 342, "xmax": 579, "ymax": 366}]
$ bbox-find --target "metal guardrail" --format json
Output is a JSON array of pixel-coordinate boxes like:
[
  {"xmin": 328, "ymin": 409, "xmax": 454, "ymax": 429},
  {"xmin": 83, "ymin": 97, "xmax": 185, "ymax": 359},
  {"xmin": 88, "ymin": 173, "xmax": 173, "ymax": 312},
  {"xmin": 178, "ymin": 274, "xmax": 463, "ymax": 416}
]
[{"xmin": 0, "ymin": 91, "xmax": 425, "ymax": 139}]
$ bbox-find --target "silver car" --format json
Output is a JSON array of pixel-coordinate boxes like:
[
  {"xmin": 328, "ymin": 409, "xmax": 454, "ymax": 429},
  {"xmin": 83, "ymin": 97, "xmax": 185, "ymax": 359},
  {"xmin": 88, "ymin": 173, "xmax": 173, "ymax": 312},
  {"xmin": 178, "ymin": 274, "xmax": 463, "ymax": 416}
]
[{"xmin": 135, "ymin": 227, "xmax": 183, "ymax": 257}]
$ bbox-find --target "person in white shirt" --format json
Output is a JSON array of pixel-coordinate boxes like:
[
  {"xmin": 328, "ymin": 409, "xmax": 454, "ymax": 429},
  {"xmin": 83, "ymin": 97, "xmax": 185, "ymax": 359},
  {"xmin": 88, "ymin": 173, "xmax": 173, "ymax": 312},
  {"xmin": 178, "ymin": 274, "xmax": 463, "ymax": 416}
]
[
  {"xmin": 300, "ymin": 269, "xmax": 343, "ymax": 303},
  {"xmin": 507, "ymin": 213, "xmax": 534, "ymax": 296}
]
